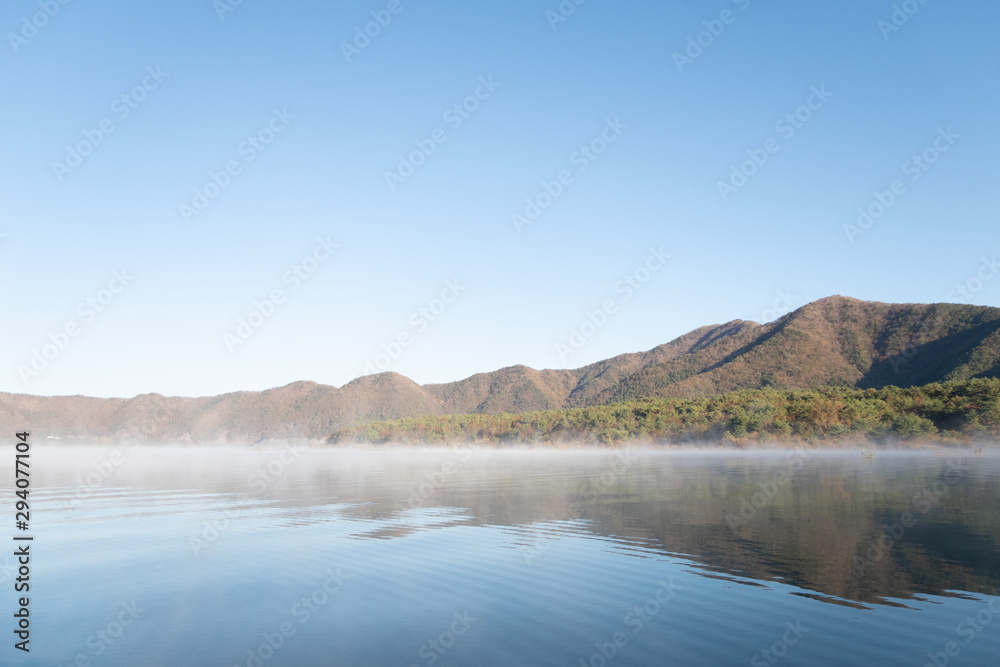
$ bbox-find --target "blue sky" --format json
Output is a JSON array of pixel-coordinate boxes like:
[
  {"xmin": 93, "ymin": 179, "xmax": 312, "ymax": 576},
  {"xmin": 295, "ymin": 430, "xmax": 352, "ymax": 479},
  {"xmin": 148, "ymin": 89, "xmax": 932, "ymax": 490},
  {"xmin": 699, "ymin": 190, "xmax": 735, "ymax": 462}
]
[{"xmin": 1, "ymin": 0, "xmax": 997, "ymax": 398}]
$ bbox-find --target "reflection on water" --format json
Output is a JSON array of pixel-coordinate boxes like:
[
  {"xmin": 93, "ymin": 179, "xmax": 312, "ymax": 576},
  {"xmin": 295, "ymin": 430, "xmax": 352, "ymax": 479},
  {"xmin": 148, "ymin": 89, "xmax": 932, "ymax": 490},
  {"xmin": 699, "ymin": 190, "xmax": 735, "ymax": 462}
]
[{"xmin": 4, "ymin": 446, "xmax": 999, "ymax": 666}]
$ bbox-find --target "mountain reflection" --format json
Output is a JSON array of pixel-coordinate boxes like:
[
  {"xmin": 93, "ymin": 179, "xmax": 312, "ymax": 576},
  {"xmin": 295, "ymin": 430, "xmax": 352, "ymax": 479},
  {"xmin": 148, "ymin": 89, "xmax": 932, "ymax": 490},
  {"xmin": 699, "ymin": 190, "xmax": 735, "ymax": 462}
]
[{"xmin": 39, "ymin": 446, "xmax": 1000, "ymax": 606}]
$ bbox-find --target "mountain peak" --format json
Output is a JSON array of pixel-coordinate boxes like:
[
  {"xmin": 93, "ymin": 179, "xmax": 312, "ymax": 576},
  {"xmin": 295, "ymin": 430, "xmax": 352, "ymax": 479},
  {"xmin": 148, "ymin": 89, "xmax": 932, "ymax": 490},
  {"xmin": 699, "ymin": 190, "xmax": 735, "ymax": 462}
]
[{"xmin": 4, "ymin": 296, "xmax": 999, "ymax": 442}]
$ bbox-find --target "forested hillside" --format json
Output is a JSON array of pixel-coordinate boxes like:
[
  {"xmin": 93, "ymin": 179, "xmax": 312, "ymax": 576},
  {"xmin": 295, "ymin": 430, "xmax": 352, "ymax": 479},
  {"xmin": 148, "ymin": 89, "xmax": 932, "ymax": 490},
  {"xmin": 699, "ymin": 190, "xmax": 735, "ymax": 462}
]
[{"xmin": 329, "ymin": 378, "xmax": 1000, "ymax": 446}]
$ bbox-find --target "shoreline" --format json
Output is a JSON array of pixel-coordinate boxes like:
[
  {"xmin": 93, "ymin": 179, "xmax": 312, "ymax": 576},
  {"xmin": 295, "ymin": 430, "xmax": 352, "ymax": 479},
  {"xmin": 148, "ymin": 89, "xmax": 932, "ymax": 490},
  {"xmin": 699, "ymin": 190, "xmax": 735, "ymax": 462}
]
[{"xmin": 22, "ymin": 439, "xmax": 1000, "ymax": 453}]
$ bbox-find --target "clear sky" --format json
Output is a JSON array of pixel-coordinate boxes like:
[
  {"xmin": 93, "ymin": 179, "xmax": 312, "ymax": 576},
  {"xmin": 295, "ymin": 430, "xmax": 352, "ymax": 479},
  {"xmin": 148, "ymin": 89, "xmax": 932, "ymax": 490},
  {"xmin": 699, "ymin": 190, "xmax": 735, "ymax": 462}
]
[{"xmin": 1, "ymin": 0, "xmax": 997, "ymax": 398}]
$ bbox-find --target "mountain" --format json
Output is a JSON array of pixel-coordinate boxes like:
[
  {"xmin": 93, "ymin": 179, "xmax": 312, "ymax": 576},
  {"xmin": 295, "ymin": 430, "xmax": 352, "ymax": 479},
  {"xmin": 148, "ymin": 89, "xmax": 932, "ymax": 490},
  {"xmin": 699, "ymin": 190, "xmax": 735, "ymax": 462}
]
[
  {"xmin": 3, "ymin": 296, "xmax": 1000, "ymax": 443},
  {"xmin": 330, "ymin": 379, "xmax": 1000, "ymax": 446}
]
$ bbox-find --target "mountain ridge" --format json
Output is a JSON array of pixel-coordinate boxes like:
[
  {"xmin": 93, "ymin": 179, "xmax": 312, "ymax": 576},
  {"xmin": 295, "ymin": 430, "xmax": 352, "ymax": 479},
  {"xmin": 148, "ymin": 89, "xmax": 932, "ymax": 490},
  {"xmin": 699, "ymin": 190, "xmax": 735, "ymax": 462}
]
[{"xmin": 4, "ymin": 296, "xmax": 999, "ymax": 442}]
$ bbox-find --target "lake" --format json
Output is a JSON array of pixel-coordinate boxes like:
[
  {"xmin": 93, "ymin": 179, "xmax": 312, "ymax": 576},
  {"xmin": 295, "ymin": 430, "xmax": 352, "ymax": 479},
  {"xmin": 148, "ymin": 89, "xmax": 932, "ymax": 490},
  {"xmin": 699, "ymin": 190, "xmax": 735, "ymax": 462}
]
[{"xmin": 3, "ymin": 445, "xmax": 999, "ymax": 666}]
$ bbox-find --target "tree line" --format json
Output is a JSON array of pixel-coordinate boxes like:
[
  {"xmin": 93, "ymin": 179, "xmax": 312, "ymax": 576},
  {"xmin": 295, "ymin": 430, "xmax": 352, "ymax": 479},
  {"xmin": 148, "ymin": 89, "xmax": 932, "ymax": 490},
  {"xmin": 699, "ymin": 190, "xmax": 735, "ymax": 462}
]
[{"xmin": 328, "ymin": 378, "xmax": 1000, "ymax": 446}]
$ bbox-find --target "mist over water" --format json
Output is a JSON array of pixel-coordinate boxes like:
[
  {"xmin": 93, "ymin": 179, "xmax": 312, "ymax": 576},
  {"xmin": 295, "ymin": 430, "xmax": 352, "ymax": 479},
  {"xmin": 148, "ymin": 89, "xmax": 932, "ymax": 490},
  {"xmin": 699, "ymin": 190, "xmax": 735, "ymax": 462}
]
[{"xmin": 4, "ymin": 445, "xmax": 999, "ymax": 666}]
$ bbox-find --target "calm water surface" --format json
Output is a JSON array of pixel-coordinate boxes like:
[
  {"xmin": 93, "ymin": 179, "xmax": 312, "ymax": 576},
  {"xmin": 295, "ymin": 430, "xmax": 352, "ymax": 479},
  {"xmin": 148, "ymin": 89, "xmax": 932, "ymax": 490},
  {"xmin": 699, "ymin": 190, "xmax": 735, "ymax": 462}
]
[{"xmin": 3, "ymin": 446, "xmax": 999, "ymax": 666}]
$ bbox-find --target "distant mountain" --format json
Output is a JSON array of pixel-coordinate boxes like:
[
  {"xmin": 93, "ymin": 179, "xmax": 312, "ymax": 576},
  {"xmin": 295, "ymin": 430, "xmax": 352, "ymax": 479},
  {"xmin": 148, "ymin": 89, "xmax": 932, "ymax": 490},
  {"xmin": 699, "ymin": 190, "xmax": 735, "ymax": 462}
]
[{"xmin": 3, "ymin": 296, "xmax": 1000, "ymax": 443}]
